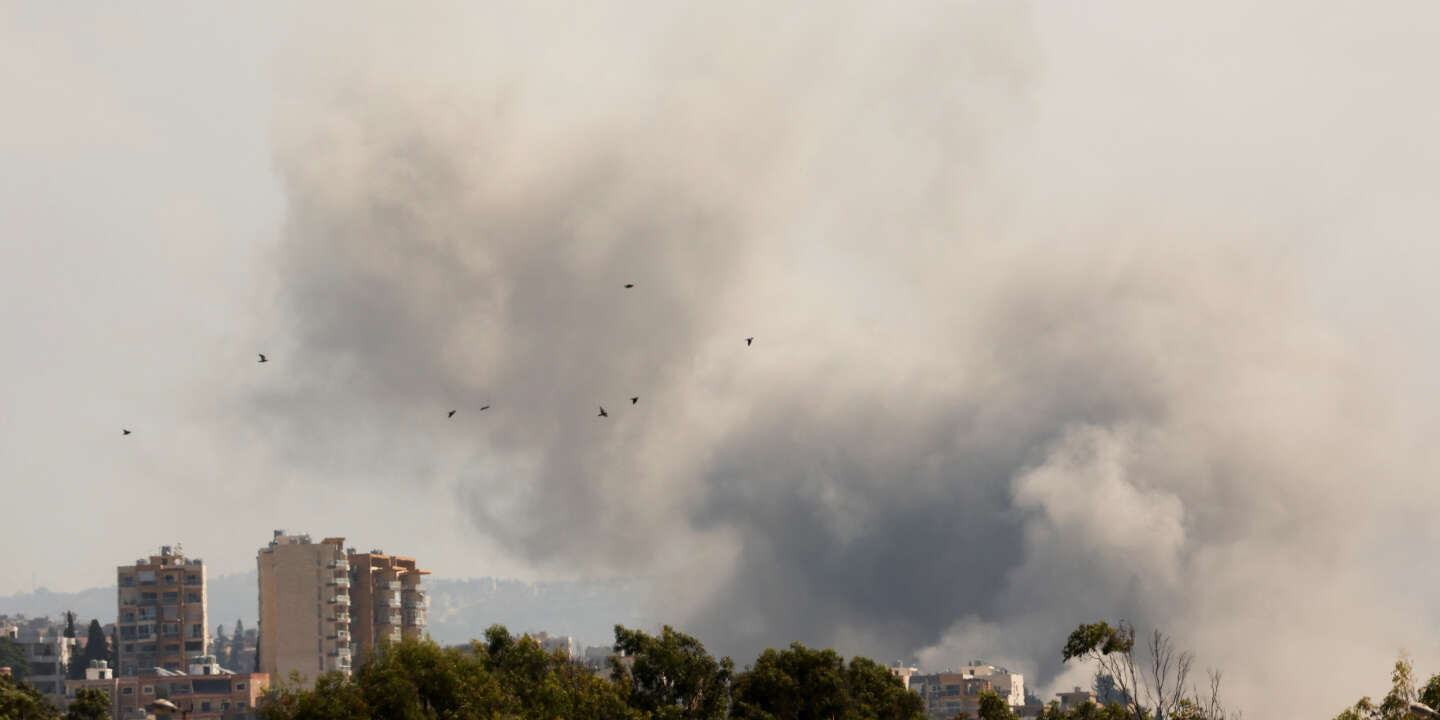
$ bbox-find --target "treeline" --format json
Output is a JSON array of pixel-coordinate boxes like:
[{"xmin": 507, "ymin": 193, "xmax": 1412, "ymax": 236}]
[{"xmin": 259, "ymin": 624, "xmax": 926, "ymax": 720}]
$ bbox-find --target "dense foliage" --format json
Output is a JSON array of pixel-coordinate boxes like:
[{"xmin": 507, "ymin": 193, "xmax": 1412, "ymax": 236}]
[
  {"xmin": 258, "ymin": 625, "xmax": 922, "ymax": 720},
  {"xmin": 0, "ymin": 636, "xmax": 31, "ymax": 679},
  {"xmin": 0, "ymin": 673, "xmax": 59, "ymax": 720}
]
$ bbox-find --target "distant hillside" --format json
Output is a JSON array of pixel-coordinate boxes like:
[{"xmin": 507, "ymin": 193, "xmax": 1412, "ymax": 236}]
[{"xmin": 0, "ymin": 573, "xmax": 647, "ymax": 649}]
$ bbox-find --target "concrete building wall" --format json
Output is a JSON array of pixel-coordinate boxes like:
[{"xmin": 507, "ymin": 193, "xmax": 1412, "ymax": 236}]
[
  {"xmin": 7, "ymin": 617, "xmax": 76, "ymax": 704},
  {"xmin": 959, "ymin": 664, "xmax": 1025, "ymax": 708},
  {"xmin": 116, "ymin": 545, "xmax": 208, "ymax": 676},
  {"xmin": 68, "ymin": 668, "xmax": 269, "ymax": 720},
  {"xmin": 348, "ymin": 550, "xmax": 428, "ymax": 667},
  {"xmin": 257, "ymin": 532, "xmax": 350, "ymax": 683}
]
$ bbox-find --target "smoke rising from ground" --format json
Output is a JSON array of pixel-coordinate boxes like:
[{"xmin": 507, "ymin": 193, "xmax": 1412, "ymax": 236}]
[{"xmin": 256, "ymin": 2, "xmax": 1440, "ymax": 716}]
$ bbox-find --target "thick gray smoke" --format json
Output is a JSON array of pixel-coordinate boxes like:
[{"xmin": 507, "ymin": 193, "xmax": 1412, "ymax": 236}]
[{"xmin": 255, "ymin": 2, "xmax": 1440, "ymax": 716}]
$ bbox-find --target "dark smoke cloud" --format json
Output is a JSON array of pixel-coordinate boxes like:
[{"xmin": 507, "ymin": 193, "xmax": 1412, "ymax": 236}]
[{"xmin": 255, "ymin": 2, "xmax": 1440, "ymax": 716}]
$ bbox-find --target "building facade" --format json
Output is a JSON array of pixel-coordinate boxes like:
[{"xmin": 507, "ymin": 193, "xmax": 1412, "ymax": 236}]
[
  {"xmin": 911, "ymin": 672, "xmax": 994, "ymax": 720},
  {"xmin": 67, "ymin": 657, "xmax": 268, "ymax": 720},
  {"xmin": 1, "ymin": 615, "xmax": 77, "ymax": 704},
  {"xmin": 257, "ymin": 531, "xmax": 352, "ymax": 681},
  {"xmin": 348, "ymin": 549, "xmax": 429, "ymax": 667},
  {"xmin": 957, "ymin": 664, "xmax": 1025, "ymax": 708},
  {"xmin": 116, "ymin": 545, "xmax": 208, "ymax": 675}
]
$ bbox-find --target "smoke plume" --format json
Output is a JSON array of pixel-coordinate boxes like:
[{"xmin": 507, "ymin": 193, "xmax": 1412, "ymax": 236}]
[{"xmin": 255, "ymin": 2, "xmax": 1440, "ymax": 716}]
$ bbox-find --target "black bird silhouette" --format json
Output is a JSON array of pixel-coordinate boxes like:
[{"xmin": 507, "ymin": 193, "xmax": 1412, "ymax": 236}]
[
  {"xmin": 448, "ymin": 410, "xmax": 456, "ymax": 418},
  {"xmin": 631, "ymin": 397, "xmax": 639, "ymax": 405},
  {"xmin": 598, "ymin": 406, "xmax": 608, "ymax": 418},
  {"xmin": 746, "ymin": 337, "xmax": 754, "ymax": 346},
  {"xmin": 624, "ymin": 283, "xmax": 634, "ymax": 289},
  {"xmin": 122, "ymin": 429, "xmax": 131, "ymax": 436},
  {"xmin": 258, "ymin": 353, "xmax": 268, "ymax": 363},
  {"xmin": 480, "ymin": 405, "xmax": 491, "ymax": 411}
]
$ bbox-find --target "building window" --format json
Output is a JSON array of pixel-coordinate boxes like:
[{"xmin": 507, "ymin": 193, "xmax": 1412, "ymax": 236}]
[
  {"xmin": 143, "ymin": 687, "xmax": 153, "ymax": 695},
  {"xmin": 236, "ymin": 683, "xmax": 246, "ymax": 690},
  {"xmin": 122, "ymin": 687, "xmax": 134, "ymax": 695}
]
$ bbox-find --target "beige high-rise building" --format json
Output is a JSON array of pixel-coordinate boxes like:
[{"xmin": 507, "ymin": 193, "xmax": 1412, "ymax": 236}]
[
  {"xmin": 256, "ymin": 532, "xmax": 352, "ymax": 682},
  {"xmin": 348, "ymin": 550, "xmax": 429, "ymax": 667},
  {"xmin": 116, "ymin": 545, "xmax": 208, "ymax": 675}
]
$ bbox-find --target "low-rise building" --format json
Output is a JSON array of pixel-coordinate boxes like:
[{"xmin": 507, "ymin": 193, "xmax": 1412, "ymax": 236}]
[
  {"xmin": 957, "ymin": 663, "xmax": 1024, "ymax": 708},
  {"xmin": 911, "ymin": 672, "xmax": 993, "ymax": 719},
  {"xmin": 1, "ymin": 615, "xmax": 77, "ymax": 705},
  {"xmin": 533, "ymin": 632, "xmax": 575, "ymax": 659},
  {"xmin": 889, "ymin": 664, "xmax": 918, "ymax": 691},
  {"xmin": 67, "ymin": 657, "xmax": 267, "ymax": 720},
  {"xmin": 1057, "ymin": 686, "xmax": 1099, "ymax": 712}
]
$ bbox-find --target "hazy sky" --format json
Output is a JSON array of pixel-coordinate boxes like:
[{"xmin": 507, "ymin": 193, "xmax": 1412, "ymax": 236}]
[{"xmin": 4, "ymin": 2, "xmax": 1440, "ymax": 716}]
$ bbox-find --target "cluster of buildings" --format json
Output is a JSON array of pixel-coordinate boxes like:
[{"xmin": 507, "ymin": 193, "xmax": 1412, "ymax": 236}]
[
  {"xmin": 0, "ymin": 531, "xmax": 429, "ymax": 720},
  {"xmin": 893, "ymin": 662, "xmax": 1107, "ymax": 719},
  {"xmin": 4, "ymin": 533, "xmax": 1116, "ymax": 720},
  {"xmin": 0, "ymin": 614, "xmax": 79, "ymax": 700}
]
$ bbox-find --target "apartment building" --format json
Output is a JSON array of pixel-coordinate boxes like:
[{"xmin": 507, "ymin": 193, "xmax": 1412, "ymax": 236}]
[
  {"xmin": 116, "ymin": 546, "xmax": 208, "ymax": 676},
  {"xmin": 67, "ymin": 656, "xmax": 268, "ymax": 720},
  {"xmin": 957, "ymin": 663, "xmax": 1025, "ymax": 708},
  {"xmin": 257, "ymin": 531, "xmax": 352, "ymax": 681},
  {"xmin": 0, "ymin": 615, "xmax": 76, "ymax": 703},
  {"xmin": 348, "ymin": 549, "xmax": 429, "ymax": 667},
  {"xmin": 911, "ymin": 672, "xmax": 994, "ymax": 719}
]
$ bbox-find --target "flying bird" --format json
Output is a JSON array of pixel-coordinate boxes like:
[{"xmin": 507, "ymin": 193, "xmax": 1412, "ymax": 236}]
[
  {"xmin": 746, "ymin": 337, "xmax": 754, "ymax": 346},
  {"xmin": 448, "ymin": 410, "xmax": 456, "ymax": 418},
  {"xmin": 480, "ymin": 405, "xmax": 490, "ymax": 411},
  {"xmin": 624, "ymin": 283, "xmax": 634, "ymax": 289},
  {"xmin": 258, "ymin": 354, "xmax": 268, "ymax": 363},
  {"xmin": 598, "ymin": 406, "xmax": 608, "ymax": 418},
  {"xmin": 122, "ymin": 429, "xmax": 131, "ymax": 436},
  {"xmin": 631, "ymin": 397, "xmax": 638, "ymax": 405}
]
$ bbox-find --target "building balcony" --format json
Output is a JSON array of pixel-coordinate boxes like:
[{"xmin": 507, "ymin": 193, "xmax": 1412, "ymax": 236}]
[
  {"xmin": 330, "ymin": 576, "xmax": 351, "ymax": 588},
  {"xmin": 328, "ymin": 648, "xmax": 352, "ymax": 658},
  {"xmin": 327, "ymin": 560, "xmax": 348, "ymax": 570},
  {"xmin": 382, "ymin": 598, "xmax": 402, "ymax": 608},
  {"xmin": 332, "ymin": 615, "xmax": 351, "ymax": 624},
  {"xmin": 329, "ymin": 595, "xmax": 350, "ymax": 605},
  {"xmin": 383, "ymin": 581, "xmax": 402, "ymax": 591},
  {"xmin": 402, "ymin": 599, "xmax": 425, "ymax": 609}
]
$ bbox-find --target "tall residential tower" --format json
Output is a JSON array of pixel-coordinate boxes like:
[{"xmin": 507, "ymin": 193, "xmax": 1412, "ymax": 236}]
[
  {"xmin": 116, "ymin": 545, "xmax": 208, "ymax": 675},
  {"xmin": 347, "ymin": 550, "xmax": 429, "ymax": 667},
  {"xmin": 256, "ymin": 532, "xmax": 352, "ymax": 682}
]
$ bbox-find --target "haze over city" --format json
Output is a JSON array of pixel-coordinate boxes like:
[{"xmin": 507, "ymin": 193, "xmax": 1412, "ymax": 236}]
[{"xmin": 4, "ymin": 3, "xmax": 1440, "ymax": 718}]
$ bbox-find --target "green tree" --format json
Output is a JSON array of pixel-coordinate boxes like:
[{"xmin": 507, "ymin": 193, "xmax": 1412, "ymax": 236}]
[
  {"xmin": 978, "ymin": 689, "xmax": 1018, "ymax": 720},
  {"xmin": 843, "ymin": 656, "xmax": 924, "ymax": 720},
  {"xmin": 62, "ymin": 612, "xmax": 76, "ymax": 640},
  {"xmin": 731, "ymin": 643, "xmax": 922, "ymax": 720},
  {"xmin": 229, "ymin": 619, "xmax": 245, "ymax": 669},
  {"xmin": 612, "ymin": 624, "xmax": 733, "ymax": 720},
  {"xmin": 260, "ymin": 671, "xmax": 369, "ymax": 720},
  {"xmin": 1062, "ymin": 621, "xmax": 1234, "ymax": 720},
  {"xmin": 0, "ymin": 672, "xmax": 60, "ymax": 720},
  {"xmin": 1419, "ymin": 672, "xmax": 1440, "ymax": 712},
  {"xmin": 1332, "ymin": 655, "xmax": 1426, "ymax": 720},
  {"xmin": 70, "ymin": 620, "xmax": 111, "ymax": 680},
  {"xmin": 0, "ymin": 636, "xmax": 32, "ymax": 678},
  {"xmin": 65, "ymin": 687, "xmax": 111, "ymax": 720}
]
